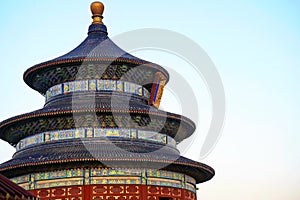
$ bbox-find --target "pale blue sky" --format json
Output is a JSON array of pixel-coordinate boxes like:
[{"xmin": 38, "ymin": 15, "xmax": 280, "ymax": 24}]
[{"xmin": 0, "ymin": 1, "xmax": 300, "ymax": 199}]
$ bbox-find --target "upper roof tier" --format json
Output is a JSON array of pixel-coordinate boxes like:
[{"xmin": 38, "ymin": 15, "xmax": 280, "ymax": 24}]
[{"xmin": 23, "ymin": 2, "xmax": 169, "ymax": 95}]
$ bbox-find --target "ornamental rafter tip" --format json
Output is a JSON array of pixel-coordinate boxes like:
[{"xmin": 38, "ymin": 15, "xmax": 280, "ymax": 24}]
[{"xmin": 90, "ymin": 1, "xmax": 104, "ymax": 24}]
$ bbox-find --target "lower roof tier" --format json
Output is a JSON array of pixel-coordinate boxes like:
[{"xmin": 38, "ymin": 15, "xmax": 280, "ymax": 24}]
[
  {"xmin": 0, "ymin": 139, "xmax": 214, "ymax": 184},
  {"xmin": 0, "ymin": 174, "xmax": 37, "ymax": 200},
  {"xmin": 0, "ymin": 99, "xmax": 195, "ymax": 145}
]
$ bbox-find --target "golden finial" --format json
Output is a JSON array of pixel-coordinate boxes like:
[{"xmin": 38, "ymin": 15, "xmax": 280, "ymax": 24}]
[{"xmin": 90, "ymin": 1, "xmax": 104, "ymax": 24}]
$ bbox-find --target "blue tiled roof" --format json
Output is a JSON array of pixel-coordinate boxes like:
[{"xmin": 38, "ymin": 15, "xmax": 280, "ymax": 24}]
[
  {"xmin": 52, "ymin": 24, "xmax": 146, "ymax": 62},
  {"xmin": 0, "ymin": 98, "xmax": 195, "ymax": 145},
  {"xmin": 23, "ymin": 22, "xmax": 169, "ymax": 95},
  {"xmin": 27, "ymin": 23, "xmax": 161, "ymax": 73},
  {"xmin": 0, "ymin": 139, "xmax": 214, "ymax": 183}
]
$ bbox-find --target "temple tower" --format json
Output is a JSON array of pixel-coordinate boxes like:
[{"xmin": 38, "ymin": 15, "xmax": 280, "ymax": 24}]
[{"xmin": 0, "ymin": 2, "xmax": 214, "ymax": 200}]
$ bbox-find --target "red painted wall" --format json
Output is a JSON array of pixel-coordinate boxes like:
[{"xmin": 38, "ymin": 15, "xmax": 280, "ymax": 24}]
[{"xmin": 30, "ymin": 184, "xmax": 196, "ymax": 200}]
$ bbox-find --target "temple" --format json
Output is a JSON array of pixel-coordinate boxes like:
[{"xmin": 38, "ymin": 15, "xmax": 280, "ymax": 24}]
[
  {"xmin": 0, "ymin": 174, "xmax": 37, "ymax": 200},
  {"xmin": 0, "ymin": 2, "xmax": 214, "ymax": 200}
]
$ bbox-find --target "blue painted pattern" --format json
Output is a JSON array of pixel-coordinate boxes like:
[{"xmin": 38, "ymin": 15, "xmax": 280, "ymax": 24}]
[
  {"xmin": 46, "ymin": 79, "xmax": 150, "ymax": 102},
  {"xmin": 16, "ymin": 128, "xmax": 176, "ymax": 151}
]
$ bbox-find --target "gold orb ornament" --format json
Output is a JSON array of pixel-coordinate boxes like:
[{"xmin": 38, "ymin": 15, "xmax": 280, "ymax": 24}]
[{"xmin": 90, "ymin": 1, "xmax": 104, "ymax": 24}]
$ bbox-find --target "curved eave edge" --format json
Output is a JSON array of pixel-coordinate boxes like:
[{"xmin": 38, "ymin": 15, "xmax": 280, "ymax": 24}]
[
  {"xmin": 0, "ymin": 108, "xmax": 196, "ymax": 143},
  {"xmin": 0, "ymin": 158, "xmax": 214, "ymax": 183},
  {"xmin": 0, "ymin": 108, "xmax": 195, "ymax": 129},
  {"xmin": 23, "ymin": 57, "xmax": 170, "ymax": 83}
]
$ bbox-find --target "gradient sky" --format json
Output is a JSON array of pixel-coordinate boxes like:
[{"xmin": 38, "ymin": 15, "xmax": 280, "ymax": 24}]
[{"xmin": 0, "ymin": 1, "xmax": 300, "ymax": 199}]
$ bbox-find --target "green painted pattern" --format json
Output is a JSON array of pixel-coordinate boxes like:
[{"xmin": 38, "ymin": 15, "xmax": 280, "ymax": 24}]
[
  {"xmin": 11, "ymin": 168, "xmax": 196, "ymax": 193},
  {"xmin": 16, "ymin": 128, "xmax": 177, "ymax": 151},
  {"xmin": 45, "ymin": 79, "xmax": 150, "ymax": 102}
]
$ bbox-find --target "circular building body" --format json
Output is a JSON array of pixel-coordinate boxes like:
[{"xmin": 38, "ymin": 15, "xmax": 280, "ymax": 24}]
[{"xmin": 0, "ymin": 2, "xmax": 214, "ymax": 200}]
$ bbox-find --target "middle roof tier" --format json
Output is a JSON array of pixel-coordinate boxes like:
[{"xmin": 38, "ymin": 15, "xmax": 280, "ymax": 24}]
[{"xmin": 0, "ymin": 98, "xmax": 195, "ymax": 146}]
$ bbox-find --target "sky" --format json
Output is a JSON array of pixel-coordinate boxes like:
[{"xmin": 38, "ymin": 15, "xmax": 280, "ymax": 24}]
[{"xmin": 0, "ymin": 1, "xmax": 300, "ymax": 199}]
